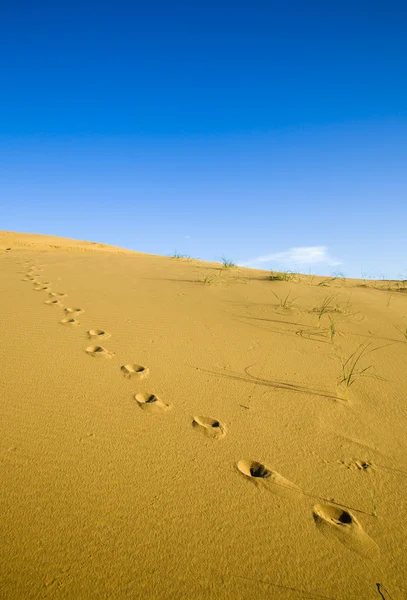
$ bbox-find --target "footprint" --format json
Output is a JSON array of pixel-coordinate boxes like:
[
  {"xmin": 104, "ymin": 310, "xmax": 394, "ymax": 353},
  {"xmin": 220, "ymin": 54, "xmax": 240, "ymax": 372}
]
[
  {"xmin": 192, "ymin": 416, "xmax": 226, "ymax": 439},
  {"xmin": 34, "ymin": 285, "xmax": 50, "ymax": 292},
  {"xmin": 236, "ymin": 459, "xmax": 302, "ymax": 498},
  {"xmin": 338, "ymin": 459, "xmax": 374, "ymax": 471},
  {"xmin": 64, "ymin": 307, "xmax": 84, "ymax": 315},
  {"xmin": 121, "ymin": 364, "xmax": 149, "ymax": 380},
  {"xmin": 312, "ymin": 504, "xmax": 379, "ymax": 558},
  {"xmin": 44, "ymin": 299, "xmax": 62, "ymax": 307},
  {"xmin": 134, "ymin": 392, "xmax": 172, "ymax": 414},
  {"xmin": 48, "ymin": 292, "xmax": 66, "ymax": 298},
  {"xmin": 87, "ymin": 329, "xmax": 111, "ymax": 340},
  {"xmin": 60, "ymin": 317, "xmax": 80, "ymax": 326},
  {"xmin": 85, "ymin": 345, "xmax": 114, "ymax": 359}
]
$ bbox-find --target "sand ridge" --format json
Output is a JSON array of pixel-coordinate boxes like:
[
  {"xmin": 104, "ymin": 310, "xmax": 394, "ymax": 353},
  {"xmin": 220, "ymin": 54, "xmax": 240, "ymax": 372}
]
[{"xmin": 1, "ymin": 232, "xmax": 407, "ymax": 599}]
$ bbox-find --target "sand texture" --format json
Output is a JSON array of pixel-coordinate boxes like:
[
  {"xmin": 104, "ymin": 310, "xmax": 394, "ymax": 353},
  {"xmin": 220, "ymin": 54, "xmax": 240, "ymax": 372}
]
[{"xmin": 1, "ymin": 231, "xmax": 407, "ymax": 599}]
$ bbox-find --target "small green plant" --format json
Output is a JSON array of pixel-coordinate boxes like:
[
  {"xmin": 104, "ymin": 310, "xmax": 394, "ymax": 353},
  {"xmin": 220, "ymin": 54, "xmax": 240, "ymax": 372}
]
[
  {"xmin": 313, "ymin": 294, "xmax": 338, "ymax": 322},
  {"xmin": 271, "ymin": 290, "xmax": 297, "ymax": 309},
  {"xmin": 313, "ymin": 294, "xmax": 355, "ymax": 323},
  {"xmin": 269, "ymin": 270, "xmax": 296, "ymax": 281},
  {"xmin": 199, "ymin": 271, "xmax": 225, "ymax": 285},
  {"xmin": 170, "ymin": 250, "xmax": 186, "ymax": 259},
  {"xmin": 338, "ymin": 295, "xmax": 354, "ymax": 315},
  {"xmin": 337, "ymin": 342, "xmax": 384, "ymax": 392},
  {"xmin": 199, "ymin": 272, "xmax": 217, "ymax": 285},
  {"xmin": 221, "ymin": 256, "xmax": 236, "ymax": 269}
]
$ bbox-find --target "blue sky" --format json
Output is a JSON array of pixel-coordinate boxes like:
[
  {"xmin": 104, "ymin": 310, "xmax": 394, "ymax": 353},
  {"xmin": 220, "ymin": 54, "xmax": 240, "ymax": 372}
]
[{"xmin": 1, "ymin": 1, "xmax": 406, "ymax": 278}]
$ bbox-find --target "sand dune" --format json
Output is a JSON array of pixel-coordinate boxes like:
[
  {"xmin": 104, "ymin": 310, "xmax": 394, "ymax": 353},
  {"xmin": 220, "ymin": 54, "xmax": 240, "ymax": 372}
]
[{"xmin": 1, "ymin": 231, "xmax": 407, "ymax": 599}]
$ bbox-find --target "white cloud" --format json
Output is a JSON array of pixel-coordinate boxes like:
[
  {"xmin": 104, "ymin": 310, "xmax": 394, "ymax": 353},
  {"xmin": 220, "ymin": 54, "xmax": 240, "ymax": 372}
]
[{"xmin": 240, "ymin": 246, "xmax": 341, "ymax": 268}]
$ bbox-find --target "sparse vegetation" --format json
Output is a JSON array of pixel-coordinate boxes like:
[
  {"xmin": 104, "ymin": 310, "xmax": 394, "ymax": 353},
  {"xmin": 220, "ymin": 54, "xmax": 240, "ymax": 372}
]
[
  {"xmin": 313, "ymin": 294, "xmax": 339, "ymax": 322},
  {"xmin": 170, "ymin": 250, "xmax": 188, "ymax": 260},
  {"xmin": 198, "ymin": 271, "xmax": 227, "ymax": 285},
  {"xmin": 312, "ymin": 294, "xmax": 355, "ymax": 324},
  {"xmin": 373, "ymin": 278, "xmax": 407, "ymax": 293},
  {"xmin": 327, "ymin": 316, "xmax": 337, "ymax": 343},
  {"xmin": 337, "ymin": 342, "xmax": 385, "ymax": 392},
  {"xmin": 199, "ymin": 272, "xmax": 218, "ymax": 285},
  {"xmin": 269, "ymin": 270, "xmax": 297, "ymax": 281},
  {"xmin": 221, "ymin": 256, "xmax": 236, "ymax": 269},
  {"xmin": 317, "ymin": 275, "xmax": 338, "ymax": 287},
  {"xmin": 271, "ymin": 290, "xmax": 297, "ymax": 309},
  {"xmin": 331, "ymin": 270, "xmax": 347, "ymax": 282}
]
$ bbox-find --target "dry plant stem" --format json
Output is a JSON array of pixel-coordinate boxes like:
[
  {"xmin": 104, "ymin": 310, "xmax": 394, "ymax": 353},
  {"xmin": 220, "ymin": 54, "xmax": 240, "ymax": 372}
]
[
  {"xmin": 394, "ymin": 325, "xmax": 407, "ymax": 341},
  {"xmin": 327, "ymin": 316, "xmax": 336, "ymax": 342}
]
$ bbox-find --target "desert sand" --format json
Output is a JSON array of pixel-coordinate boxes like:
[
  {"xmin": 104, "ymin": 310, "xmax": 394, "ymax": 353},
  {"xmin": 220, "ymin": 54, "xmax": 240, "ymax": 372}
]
[{"xmin": 1, "ymin": 230, "xmax": 406, "ymax": 600}]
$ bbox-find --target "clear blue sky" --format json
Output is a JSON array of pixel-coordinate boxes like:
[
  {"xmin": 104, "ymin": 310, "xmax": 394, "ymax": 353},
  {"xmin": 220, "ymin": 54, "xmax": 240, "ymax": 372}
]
[{"xmin": 1, "ymin": 1, "xmax": 406, "ymax": 278}]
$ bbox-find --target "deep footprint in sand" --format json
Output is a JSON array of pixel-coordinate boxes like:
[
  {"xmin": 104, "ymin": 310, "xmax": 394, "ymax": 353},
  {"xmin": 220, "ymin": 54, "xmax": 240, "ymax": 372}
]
[
  {"xmin": 85, "ymin": 345, "xmax": 114, "ymax": 359},
  {"xmin": 60, "ymin": 317, "xmax": 80, "ymax": 326},
  {"xmin": 312, "ymin": 504, "xmax": 379, "ymax": 558},
  {"xmin": 48, "ymin": 292, "xmax": 66, "ymax": 298},
  {"xmin": 87, "ymin": 329, "xmax": 111, "ymax": 341},
  {"xmin": 134, "ymin": 392, "xmax": 172, "ymax": 414},
  {"xmin": 44, "ymin": 298, "xmax": 62, "ymax": 307},
  {"xmin": 236, "ymin": 459, "xmax": 302, "ymax": 498},
  {"xmin": 192, "ymin": 416, "xmax": 226, "ymax": 439},
  {"xmin": 64, "ymin": 307, "xmax": 84, "ymax": 315},
  {"xmin": 121, "ymin": 364, "xmax": 149, "ymax": 380}
]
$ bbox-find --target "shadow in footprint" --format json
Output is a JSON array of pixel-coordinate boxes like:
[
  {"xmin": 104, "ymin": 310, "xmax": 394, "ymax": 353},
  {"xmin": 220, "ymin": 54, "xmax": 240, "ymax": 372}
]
[
  {"xmin": 192, "ymin": 416, "xmax": 226, "ymax": 439},
  {"xmin": 121, "ymin": 364, "xmax": 149, "ymax": 380},
  {"xmin": 236, "ymin": 459, "xmax": 302, "ymax": 499},
  {"xmin": 49, "ymin": 292, "xmax": 66, "ymax": 298},
  {"xmin": 85, "ymin": 345, "xmax": 114, "ymax": 359},
  {"xmin": 60, "ymin": 317, "xmax": 80, "ymax": 326},
  {"xmin": 64, "ymin": 307, "xmax": 84, "ymax": 315},
  {"xmin": 34, "ymin": 285, "xmax": 50, "ymax": 292},
  {"xmin": 312, "ymin": 503, "xmax": 379, "ymax": 558},
  {"xmin": 134, "ymin": 392, "xmax": 172, "ymax": 414},
  {"xmin": 88, "ymin": 329, "xmax": 111, "ymax": 341},
  {"xmin": 44, "ymin": 299, "xmax": 62, "ymax": 307}
]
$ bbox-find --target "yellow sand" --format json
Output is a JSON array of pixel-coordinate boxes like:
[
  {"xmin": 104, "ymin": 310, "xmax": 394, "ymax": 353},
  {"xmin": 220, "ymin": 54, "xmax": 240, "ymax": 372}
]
[{"xmin": 1, "ymin": 230, "xmax": 406, "ymax": 599}]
